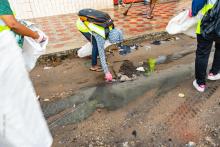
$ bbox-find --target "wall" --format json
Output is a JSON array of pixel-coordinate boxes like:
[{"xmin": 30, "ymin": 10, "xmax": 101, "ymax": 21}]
[{"xmin": 9, "ymin": 0, "xmax": 114, "ymax": 19}]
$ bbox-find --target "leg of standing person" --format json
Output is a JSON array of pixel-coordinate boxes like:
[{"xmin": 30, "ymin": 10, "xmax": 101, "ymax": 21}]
[
  {"xmin": 207, "ymin": 41, "xmax": 220, "ymax": 80},
  {"xmin": 146, "ymin": 0, "xmax": 156, "ymax": 19},
  {"xmin": 194, "ymin": 34, "xmax": 213, "ymax": 92}
]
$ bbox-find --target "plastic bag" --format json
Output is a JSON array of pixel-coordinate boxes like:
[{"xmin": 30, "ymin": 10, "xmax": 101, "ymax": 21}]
[
  {"xmin": 0, "ymin": 31, "xmax": 52, "ymax": 147},
  {"xmin": 18, "ymin": 20, "xmax": 48, "ymax": 71},
  {"xmin": 22, "ymin": 27, "xmax": 48, "ymax": 71},
  {"xmin": 77, "ymin": 40, "xmax": 112, "ymax": 58},
  {"xmin": 166, "ymin": 10, "xmax": 198, "ymax": 37}
]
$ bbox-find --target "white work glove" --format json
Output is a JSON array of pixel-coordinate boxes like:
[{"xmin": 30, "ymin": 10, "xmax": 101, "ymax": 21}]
[{"xmin": 35, "ymin": 31, "xmax": 47, "ymax": 43}]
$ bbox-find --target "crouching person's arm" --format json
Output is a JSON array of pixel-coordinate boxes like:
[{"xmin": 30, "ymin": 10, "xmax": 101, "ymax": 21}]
[{"xmin": 93, "ymin": 33, "xmax": 113, "ymax": 82}]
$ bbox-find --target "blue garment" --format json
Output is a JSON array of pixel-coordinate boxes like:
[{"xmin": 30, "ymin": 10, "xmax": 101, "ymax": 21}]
[
  {"xmin": 191, "ymin": 0, "xmax": 206, "ymax": 16},
  {"xmin": 81, "ymin": 32, "xmax": 99, "ymax": 66}
]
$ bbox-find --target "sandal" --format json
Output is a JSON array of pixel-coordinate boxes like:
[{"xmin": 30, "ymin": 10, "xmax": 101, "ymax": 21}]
[
  {"xmin": 146, "ymin": 15, "xmax": 154, "ymax": 19},
  {"xmin": 89, "ymin": 66, "xmax": 103, "ymax": 72}
]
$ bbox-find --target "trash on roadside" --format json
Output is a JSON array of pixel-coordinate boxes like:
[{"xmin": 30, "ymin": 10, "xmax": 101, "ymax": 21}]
[
  {"xmin": 136, "ymin": 67, "xmax": 145, "ymax": 72},
  {"xmin": 122, "ymin": 142, "xmax": 129, "ymax": 147},
  {"xmin": 156, "ymin": 55, "xmax": 167, "ymax": 64},
  {"xmin": 119, "ymin": 45, "xmax": 137, "ymax": 55},
  {"xmin": 44, "ymin": 66, "xmax": 52, "ymax": 70},
  {"xmin": 120, "ymin": 75, "xmax": 131, "ymax": 82},
  {"xmin": 186, "ymin": 141, "xmax": 196, "ymax": 147},
  {"xmin": 119, "ymin": 60, "xmax": 137, "ymax": 78},
  {"xmin": 151, "ymin": 40, "xmax": 161, "ymax": 45},
  {"xmin": 43, "ymin": 99, "xmax": 50, "ymax": 102},
  {"xmin": 148, "ymin": 58, "xmax": 156, "ymax": 72},
  {"xmin": 145, "ymin": 45, "xmax": 152, "ymax": 51},
  {"xmin": 178, "ymin": 93, "xmax": 185, "ymax": 98}
]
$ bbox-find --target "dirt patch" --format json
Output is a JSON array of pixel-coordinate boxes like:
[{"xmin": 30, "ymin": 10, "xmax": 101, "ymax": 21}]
[
  {"xmin": 51, "ymin": 79, "xmax": 220, "ymax": 147},
  {"xmin": 32, "ymin": 34, "xmax": 196, "ymax": 101},
  {"xmin": 119, "ymin": 60, "xmax": 137, "ymax": 78}
]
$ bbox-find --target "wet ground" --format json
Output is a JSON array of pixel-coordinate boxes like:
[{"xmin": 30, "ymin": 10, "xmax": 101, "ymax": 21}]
[
  {"xmin": 30, "ymin": 34, "xmax": 220, "ymax": 146},
  {"xmin": 51, "ymin": 78, "xmax": 220, "ymax": 147}
]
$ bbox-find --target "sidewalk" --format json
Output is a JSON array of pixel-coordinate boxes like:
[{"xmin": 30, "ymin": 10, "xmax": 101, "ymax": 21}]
[{"xmin": 33, "ymin": 0, "xmax": 191, "ymax": 54}]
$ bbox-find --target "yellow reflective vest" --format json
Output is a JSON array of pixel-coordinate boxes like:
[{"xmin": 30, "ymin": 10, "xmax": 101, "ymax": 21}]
[
  {"xmin": 76, "ymin": 18, "xmax": 113, "ymax": 39},
  {"xmin": 0, "ymin": 12, "xmax": 16, "ymax": 32},
  {"xmin": 196, "ymin": 0, "xmax": 217, "ymax": 34},
  {"xmin": 0, "ymin": 20, "xmax": 10, "ymax": 32}
]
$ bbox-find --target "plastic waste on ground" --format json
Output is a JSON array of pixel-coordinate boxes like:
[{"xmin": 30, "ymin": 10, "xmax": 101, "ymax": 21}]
[
  {"xmin": 0, "ymin": 30, "xmax": 52, "ymax": 147},
  {"xmin": 166, "ymin": 9, "xmax": 198, "ymax": 38},
  {"xmin": 78, "ymin": 40, "xmax": 112, "ymax": 58}
]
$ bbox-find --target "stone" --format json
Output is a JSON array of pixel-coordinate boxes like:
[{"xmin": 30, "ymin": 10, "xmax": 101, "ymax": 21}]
[
  {"xmin": 186, "ymin": 141, "xmax": 196, "ymax": 147},
  {"xmin": 178, "ymin": 93, "xmax": 185, "ymax": 98}
]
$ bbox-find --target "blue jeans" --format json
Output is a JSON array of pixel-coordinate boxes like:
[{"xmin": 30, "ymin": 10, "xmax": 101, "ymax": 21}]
[
  {"xmin": 81, "ymin": 32, "xmax": 99, "ymax": 66},
  {"xmin": 195, "ymin": 34, "xmax": 220, "ymax": 85}
]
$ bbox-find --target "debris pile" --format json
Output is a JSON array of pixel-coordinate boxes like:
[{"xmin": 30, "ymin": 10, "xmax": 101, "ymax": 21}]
[{"xmin": 118, "ymin": 60, "xmax": 137, "ymax": 82}]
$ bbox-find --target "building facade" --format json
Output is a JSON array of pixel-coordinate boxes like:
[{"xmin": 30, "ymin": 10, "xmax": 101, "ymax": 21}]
[{"xmin": 9, "ymin": 0, "xmax": 114, "ymax": 19}]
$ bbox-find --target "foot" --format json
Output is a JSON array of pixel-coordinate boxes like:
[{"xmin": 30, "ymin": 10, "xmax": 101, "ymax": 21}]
[
  {"xmin": 146, "ymin": 15, "xmax": 154, "ymax": 19},
  {"xmin": 89, "ymin": 65, "xmax": 103, "ymax": 72},
  {"xmin": 207, "ymin": 72, "xmax": 220, "ymax": 81},
  {"xmin": 193, "ymin": 80, "xmax": 206, "ymax": 92}
]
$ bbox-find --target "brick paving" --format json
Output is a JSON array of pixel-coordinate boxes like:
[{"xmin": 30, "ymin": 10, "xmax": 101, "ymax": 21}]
[{"xmin": 32, "ymin": 0, "xmax": 191, "ymax": 54}]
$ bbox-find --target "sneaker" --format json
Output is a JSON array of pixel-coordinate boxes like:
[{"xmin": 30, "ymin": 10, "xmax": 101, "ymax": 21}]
[
  {"xmin": 207, "ymin": 73, "xmax": 220, "ymax": 81},
  {"xmin": 193, "ymin": 80, "xmax": 206, "ymax": 92}
]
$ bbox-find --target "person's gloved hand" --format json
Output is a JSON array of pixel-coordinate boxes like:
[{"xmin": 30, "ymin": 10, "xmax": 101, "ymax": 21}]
[
  {"xmin": 35, "ymin": 31, "xmax": 47, "ymax": 43},
  {"xmin": 105, "ymin": 72, "xmax": 113, "ymax": 82},
  {"xmin": 188, "ymin": 9, "xmax": 193, "ymax": 17}
]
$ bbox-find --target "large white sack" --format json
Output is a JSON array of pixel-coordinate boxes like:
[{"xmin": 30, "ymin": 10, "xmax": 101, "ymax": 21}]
[
  {"xmin": 78, "ymin": 40, "xmax": 112, "ymax": 58},
  {"xmin": 166, "ymin": 10, "xmax": 198, "ymax": 37},
  {"xmin": 22, "ymin": 25, "xmax": 48, "ymax": 72},
  {"xmin": 0, "ymin": 31, "xmax": 52, "ymax": 147}
]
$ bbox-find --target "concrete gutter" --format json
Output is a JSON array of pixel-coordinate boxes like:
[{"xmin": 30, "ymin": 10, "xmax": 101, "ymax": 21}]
[
  {"xmin": 42, "ymin": 61, "xmax": 195, "ymax": 129},
  {"xmin": 43, "ymin": 48, "xmax": 216, "ymax": 129}
]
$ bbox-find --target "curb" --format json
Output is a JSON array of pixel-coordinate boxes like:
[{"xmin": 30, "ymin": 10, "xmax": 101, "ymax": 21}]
[{"xmin": 37, "ymin": 31, "xmax": 173, "ymax": 65}]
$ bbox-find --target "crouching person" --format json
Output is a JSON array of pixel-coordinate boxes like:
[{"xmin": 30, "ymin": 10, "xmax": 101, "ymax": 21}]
[{"xmin": 76, "ymin": 9, "xmax": 124, "ymax": 82}]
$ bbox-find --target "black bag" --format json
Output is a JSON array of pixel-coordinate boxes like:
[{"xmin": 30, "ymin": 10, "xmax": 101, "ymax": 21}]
[
  {"xmin": 78, "ymin": 9, "xmax": 114, "ymax": 38},
  {"xmin": 201, "ymin": 0, "xmax": 220, "ymax": 42}
]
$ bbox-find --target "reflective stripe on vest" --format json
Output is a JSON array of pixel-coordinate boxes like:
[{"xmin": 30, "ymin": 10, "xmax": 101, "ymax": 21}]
[
  {"xmin": 76, "ymin": 18, "xmax": 113, "ymax": 39},
  {"xmin": 196, "ymin": 0, "xmax": 217, "ymax": 34},
  {"xmin": 0, "ymin": 12, "xmax": 16, "ymax": 33},
  {"xmin": 76, "ymin": 19, "xmax": 90, "ymax": 33},
  {"xmin": 0, "ymin": 25, "xmax": 10, "ymax": 32}
]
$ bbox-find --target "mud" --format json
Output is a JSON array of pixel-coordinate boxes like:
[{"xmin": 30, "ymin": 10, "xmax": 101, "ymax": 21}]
[
  {"xmin": 119, "ymin": 60, "xmax": 137, "ymax": 78},
  {"xmin": 52, "ymin": 79, "xmax": 220, "ymax": 147}
]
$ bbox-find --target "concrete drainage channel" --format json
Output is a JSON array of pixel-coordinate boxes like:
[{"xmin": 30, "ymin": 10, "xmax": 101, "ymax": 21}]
[
  {"xmin": 39, "ymin": 32, "xmax": 211, "ymax": 130},
  {"xmin": 42, "ymin": 54, "xmax": 198, "ymax": 130}
]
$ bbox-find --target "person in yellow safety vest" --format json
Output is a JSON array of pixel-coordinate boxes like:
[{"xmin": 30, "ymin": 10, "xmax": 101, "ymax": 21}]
[
  {"xmin": 0, "ymin": 0, "xmax": 53, "ymax": 146},
  {"xmin": 76, "ymin": 18, "xmax": 124, "ymax": 82},
  {"xmin": 189, "ymin": 0, "xmax": 220, "ymax": 92}
]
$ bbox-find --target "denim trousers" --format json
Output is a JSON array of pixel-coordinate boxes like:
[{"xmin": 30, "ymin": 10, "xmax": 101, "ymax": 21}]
[{"xmin": 81, "ymin": 32, "xmax": 99, "ymax": 66}]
